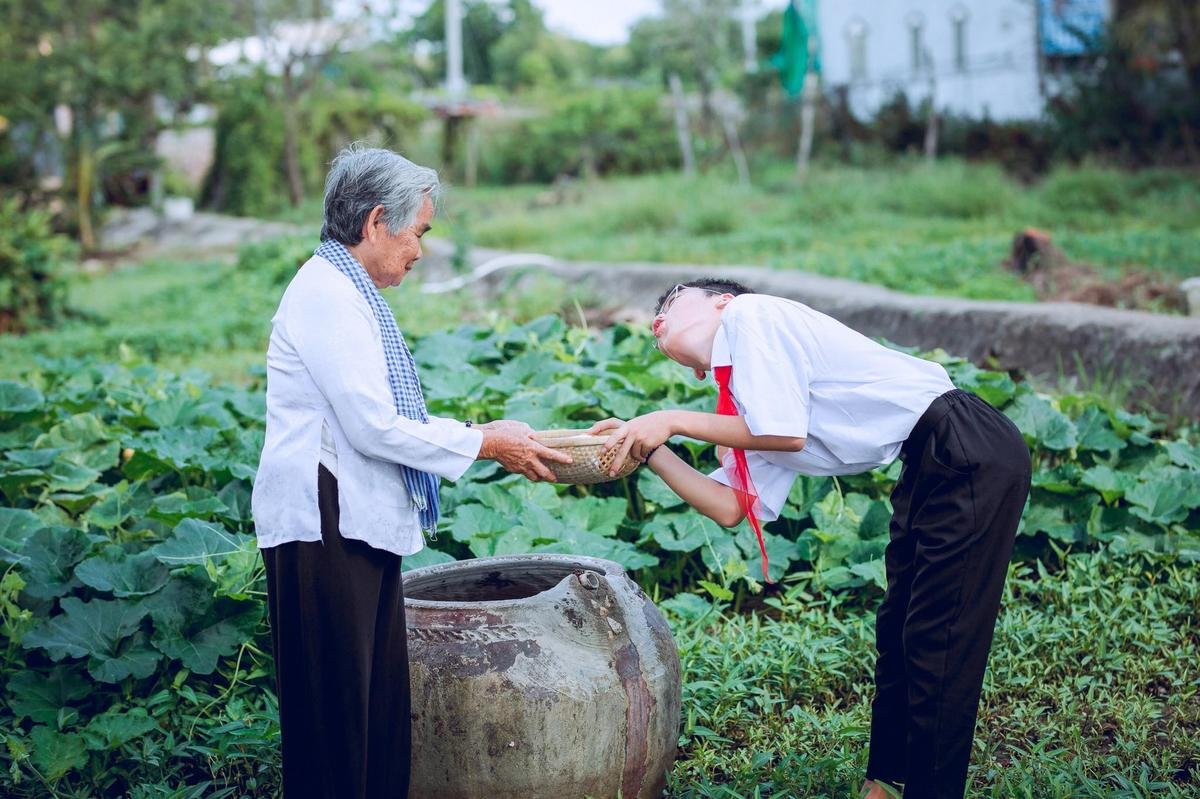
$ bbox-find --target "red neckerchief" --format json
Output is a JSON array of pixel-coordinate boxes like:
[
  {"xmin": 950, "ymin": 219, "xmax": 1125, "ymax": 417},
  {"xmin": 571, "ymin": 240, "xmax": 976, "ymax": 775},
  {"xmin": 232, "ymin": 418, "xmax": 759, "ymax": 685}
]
[{"xmin": 712, "ymin": 365, "xmax": 771, "ymax": 583}]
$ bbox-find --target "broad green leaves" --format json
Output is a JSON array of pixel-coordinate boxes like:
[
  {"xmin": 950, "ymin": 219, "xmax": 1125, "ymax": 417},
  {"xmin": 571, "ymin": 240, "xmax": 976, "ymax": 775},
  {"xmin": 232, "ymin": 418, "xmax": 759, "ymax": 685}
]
[
  {"xmin": 23, "ymin": 597, "xmax": 160, "ymax": 683},
  {"xmin": 151, "ymin": 519, "xmax": 260, "ymax": 598},
  {"xmin": 76, "ymin": 550, "xmax": 170, "ymax": 598},
  {"xmin": 0, "ymin": 507, "xmax": 45, "ymax": 563},
  {"xmin": 0, "ymin": 313, "xmax": 1198, "ymax": 794},
  {"xmin": 1006, "ymin": 393, "xmax": 1078, "ymax": 452},
  {"xmin": 6, "ymin": 666, "xmax": 90, "ymax": 724},
  {"xmin": 81, "ymin": 708, "xmax": 159, "ymax": 751},
  {"xmin": 19, "ymin": 527, "xmax": 92, "ymax": 600},
  {"xmin": 1124, "ymin": 468, "xmax": 1200, "ymax": 525},
  {"xmin": 141, "ymin": 574, "xmax": 262, "ymax": 674},
  {"xmin": 0, "ymin": 380, "xmax": 44, "ymax": 414},
  {"xmin": 29, "ymin": 726, "xmax": 88, "ymax": 781}
]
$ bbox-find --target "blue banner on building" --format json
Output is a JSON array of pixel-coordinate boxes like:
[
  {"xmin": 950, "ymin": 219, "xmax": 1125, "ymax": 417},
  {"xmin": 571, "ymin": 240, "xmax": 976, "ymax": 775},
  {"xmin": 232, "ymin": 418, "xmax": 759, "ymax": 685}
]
[{"xmin": 1040, "ymin": 0, "xmax": 1109, "ymax": 56}]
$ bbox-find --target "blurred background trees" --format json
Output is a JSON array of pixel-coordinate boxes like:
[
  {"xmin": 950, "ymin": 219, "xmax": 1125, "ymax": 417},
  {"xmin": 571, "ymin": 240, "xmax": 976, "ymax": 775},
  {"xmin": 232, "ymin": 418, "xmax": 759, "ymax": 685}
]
[{"xmin": 0, "ymin": 0, "xmax": 1196, "ymax": 253}]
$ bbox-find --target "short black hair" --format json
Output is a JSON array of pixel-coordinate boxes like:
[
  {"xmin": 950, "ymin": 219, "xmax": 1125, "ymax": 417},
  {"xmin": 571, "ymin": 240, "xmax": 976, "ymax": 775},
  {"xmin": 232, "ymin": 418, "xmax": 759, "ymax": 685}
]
[{"xmin": 654, "ymin": 278, "xmax": 754, "ymax": 315}]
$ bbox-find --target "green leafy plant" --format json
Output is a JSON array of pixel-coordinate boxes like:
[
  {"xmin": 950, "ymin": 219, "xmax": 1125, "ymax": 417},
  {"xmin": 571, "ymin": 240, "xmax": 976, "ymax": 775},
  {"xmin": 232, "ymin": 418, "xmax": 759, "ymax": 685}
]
[
  {"xmin": 0, "ymin": 312, "xmax": 1196, "ymax": 793},
  {"xmin": 0, "ymin": 200, "xmax": 76, "ymax": 334}
]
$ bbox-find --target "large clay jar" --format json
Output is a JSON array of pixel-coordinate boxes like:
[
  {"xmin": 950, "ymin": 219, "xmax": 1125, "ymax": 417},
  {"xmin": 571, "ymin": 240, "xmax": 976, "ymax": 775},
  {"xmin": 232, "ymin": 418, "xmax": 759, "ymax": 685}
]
[{"xmin": 404, "ymin": 554, "xmax": 682, "ymax": 799}]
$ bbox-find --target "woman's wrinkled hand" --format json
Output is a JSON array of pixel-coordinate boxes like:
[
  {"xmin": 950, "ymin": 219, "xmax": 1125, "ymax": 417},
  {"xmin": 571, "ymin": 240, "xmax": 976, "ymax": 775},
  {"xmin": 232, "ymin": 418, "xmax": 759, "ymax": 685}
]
[
  {"xmin": 478, "ymin": 419, "xmax": 534, "ymax": 436},
  {"xmin": 478, "ymin": 430, "xmax": 572, "ymax": 482}
]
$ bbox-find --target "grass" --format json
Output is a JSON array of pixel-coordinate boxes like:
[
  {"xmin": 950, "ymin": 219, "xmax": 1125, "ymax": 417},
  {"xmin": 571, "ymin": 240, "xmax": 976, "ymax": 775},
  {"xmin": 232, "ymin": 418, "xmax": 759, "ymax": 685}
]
[
  {"xmin": 0, "ymin": 235, "xmax": 1196, "ymax": 796},
  {"xmin": 666, "ymin": 549, "xmax": 1199, "ymax": 798},
  {"xmin": 265, "ymin": 160, "xmax": 1200, "ymax": 303},
  {"xmin": 414, "ymin": 159, "xmax": 1199, "ymax": 304},
  {"xmin": 0, "ymin": 250, "xmax": 580, "ymax": 384}
]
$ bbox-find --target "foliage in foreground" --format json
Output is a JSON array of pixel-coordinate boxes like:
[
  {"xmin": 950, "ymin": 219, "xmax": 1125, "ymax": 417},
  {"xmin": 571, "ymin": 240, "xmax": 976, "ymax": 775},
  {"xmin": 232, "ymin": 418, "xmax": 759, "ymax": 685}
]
[
  {"xmin": 0, "ymin": 315, "xmax": 1197, "ymax": 794},
  {"xmin": 666, "ymin": 550, "xmax": 1199, "ymax": 798}
]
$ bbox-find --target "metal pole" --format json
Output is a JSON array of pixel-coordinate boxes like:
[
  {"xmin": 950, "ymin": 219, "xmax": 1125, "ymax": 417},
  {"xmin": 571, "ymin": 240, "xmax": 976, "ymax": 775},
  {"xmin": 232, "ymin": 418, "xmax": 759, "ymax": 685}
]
[
  {"xmin": 445, "ymin": 0, "xmax": 465, "ymax": 98},
  {"xmin": 740, "ymin": 0, "xmax": 758, "ymax": 73}
]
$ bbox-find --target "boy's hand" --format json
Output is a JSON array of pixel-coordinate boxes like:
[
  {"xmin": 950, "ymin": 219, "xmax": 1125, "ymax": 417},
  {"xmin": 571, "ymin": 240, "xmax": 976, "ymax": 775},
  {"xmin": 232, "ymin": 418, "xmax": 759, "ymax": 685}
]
[
  {"xmin": 598, "ymin": 411, "xmax": 675, "ymax": 475},
  {"xmin": 586, "ymin": 418, "xmax": 624, "ymax": 436}
]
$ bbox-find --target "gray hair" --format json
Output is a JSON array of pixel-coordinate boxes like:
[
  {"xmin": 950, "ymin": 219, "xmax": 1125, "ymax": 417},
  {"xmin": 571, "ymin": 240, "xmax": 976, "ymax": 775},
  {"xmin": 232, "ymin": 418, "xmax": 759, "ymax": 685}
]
[{"xmin": 320, "ymin": 144, "xmax": 440, "ymax": 245}]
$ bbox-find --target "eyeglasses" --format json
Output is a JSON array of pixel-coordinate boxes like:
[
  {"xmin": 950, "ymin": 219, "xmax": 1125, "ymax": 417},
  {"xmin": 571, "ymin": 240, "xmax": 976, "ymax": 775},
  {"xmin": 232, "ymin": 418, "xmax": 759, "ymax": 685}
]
[
  {"xmin": 652, "ymin": 284, "xmax": 726, "ymax": 353},
  {"xmin": 656, "ymin": 284, "xmax": 725, "ymax": 319}
]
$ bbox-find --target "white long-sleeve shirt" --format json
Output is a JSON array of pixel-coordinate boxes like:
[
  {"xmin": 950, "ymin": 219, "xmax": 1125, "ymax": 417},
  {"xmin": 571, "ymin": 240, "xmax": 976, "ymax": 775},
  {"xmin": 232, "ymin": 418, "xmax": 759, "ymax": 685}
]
[
  {"xmin": 251, "ymin": 254, "xmax": 483, "ymax": 556},
  {"xmin": 706, "ymin": 294, "xmax": 954, "ymax": 520}
]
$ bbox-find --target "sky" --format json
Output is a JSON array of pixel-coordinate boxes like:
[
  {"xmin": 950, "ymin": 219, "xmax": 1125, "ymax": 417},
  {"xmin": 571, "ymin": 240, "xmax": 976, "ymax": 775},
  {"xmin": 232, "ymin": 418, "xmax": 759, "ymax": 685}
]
[{"xmin": 534, "ymin": 0, "xmax": 662, "ymax": 45}]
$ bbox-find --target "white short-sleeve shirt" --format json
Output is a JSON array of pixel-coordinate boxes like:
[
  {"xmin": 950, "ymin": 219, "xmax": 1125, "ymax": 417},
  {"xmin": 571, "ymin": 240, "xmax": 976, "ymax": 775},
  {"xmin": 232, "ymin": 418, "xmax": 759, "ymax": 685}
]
[{"xmin": 706, "ymin": 294, "xmax": 954, "ymax": 520}]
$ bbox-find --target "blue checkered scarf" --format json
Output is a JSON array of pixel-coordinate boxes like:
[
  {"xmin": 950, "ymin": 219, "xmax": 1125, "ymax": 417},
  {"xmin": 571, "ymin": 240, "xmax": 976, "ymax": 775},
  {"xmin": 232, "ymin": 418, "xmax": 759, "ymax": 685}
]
[{"xmin": 315, "ymin": 239, "xmax": 440, "ymax": 533}]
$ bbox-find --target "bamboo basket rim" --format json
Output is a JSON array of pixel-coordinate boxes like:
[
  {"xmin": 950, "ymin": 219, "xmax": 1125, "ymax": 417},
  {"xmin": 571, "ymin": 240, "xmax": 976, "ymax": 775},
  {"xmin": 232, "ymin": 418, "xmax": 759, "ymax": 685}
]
[{"xmin": 533, "ymin": 429, "xmax": 612, "ymax": 448}]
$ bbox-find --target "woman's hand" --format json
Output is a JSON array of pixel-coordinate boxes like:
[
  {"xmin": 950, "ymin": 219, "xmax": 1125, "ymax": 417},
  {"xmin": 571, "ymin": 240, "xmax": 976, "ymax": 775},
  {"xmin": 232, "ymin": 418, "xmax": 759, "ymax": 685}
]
[
  {"xmin": 478, "ymin": 419, "xmax": 534, "ymax": 436},
  {"xmin": 478, "ymin": 430, "xmax": 572, "ymax": 482},
  {"xmin": 593, "ymin": 411, "xmax": 676, "ymax": 475}
]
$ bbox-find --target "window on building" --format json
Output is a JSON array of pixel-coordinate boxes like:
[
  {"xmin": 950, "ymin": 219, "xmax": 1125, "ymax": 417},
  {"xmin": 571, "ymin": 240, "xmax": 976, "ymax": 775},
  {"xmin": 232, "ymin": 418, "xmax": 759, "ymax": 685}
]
[
  {"xmin": 907, "ymin": 12, "xmax": 926, "ymax": 74},
  {"xmin": 951, "ymin": 6, "xmax": 968, "ymax": 73},
  {"xmin": 847, "ymin": 19, "xmax": 868, "ymax": 81}
]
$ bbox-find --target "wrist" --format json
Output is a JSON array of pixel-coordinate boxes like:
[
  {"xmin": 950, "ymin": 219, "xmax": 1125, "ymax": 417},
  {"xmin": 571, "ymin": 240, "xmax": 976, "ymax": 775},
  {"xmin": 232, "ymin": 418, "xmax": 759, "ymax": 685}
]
[
  {"xmin": 477, "ymin": 429, "xmax": 498, "ymax": 460},
  {"xmin": 663, "ymin": 409, "xmax": 684, "ymax": 437}
]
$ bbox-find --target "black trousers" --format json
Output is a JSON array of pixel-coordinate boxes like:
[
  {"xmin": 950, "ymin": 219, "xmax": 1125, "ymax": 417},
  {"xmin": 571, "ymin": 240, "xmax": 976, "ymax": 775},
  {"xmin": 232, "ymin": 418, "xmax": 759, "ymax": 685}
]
[
  {"xmin": 865, "ymin": 389, "xmax": 1032, "ymax": 799},
  {"xmin": 262, "ymin": 465, "xmax": 411, "ymax": 799}
]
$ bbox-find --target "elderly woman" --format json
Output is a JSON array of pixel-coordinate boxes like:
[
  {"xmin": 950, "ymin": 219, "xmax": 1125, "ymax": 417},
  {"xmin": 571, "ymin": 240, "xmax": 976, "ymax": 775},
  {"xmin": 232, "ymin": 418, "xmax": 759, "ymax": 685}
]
[{"xmin": 251, "ymin": 145, "xmax": 569, "ymax": 798}]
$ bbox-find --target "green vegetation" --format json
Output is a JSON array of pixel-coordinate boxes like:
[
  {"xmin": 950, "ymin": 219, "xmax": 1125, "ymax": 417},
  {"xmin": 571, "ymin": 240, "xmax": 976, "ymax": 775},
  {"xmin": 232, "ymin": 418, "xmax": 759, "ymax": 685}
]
[
  {"xmin": 4, "ymin": 0, "xmax": 1199, "ymax": 793},
  {"xmin": 434, "ymin": 160, "xmax": 1200, "ymax": 303},
  {"xmin": 667, "ymin": 551, "xmax": 1199, "ymax": 798},
  {"xmin": 0, "ymin": 240, "xmax": 1196, "ymax": 794},
  {"xmin": 0, "ymin": 236, "xmax": 577, "ymax": 384},
  {"xmin": 0, "ymin": 199, "xmax": 75, "ymax": 334}
]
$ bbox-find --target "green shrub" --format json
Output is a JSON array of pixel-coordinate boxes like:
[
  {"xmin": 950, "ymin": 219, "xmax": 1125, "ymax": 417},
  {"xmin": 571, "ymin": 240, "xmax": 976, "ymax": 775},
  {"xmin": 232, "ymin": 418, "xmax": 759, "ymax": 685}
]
[
  {"xmin": 682, "ymin": 202, "xmax": 738, "ymax": 236},
  {"xmin": 202, "ymin": 76, "xmax": 290, "ymax": 217},
  {"xmin": 304, "ymin": 88, "xmax": 428, "ymax": 166},
  {"xmin": 0, "ymin": 314, "xmax": 1197, "ymax": 793},
  {"xmin": 203, "ymin": 76, "xmax": 429, "ymax": 217},
  {"xmin": 0, "ymin": 199, "xmax": 76, "ymax": 333},
  {"xmin": 879, "ymin": 161, "xmax": 1017, "ymax": 220},
  {"xmin": 1038, "ymin": 164, "xmax": 1132, "ymax": 216},
  {"xmin": 478, "ymin": 87, "xmax": 680, "ymax": 184},
  {"xmin": 594, "ymin": 190, "xmax": 679, "ymax": 234}
]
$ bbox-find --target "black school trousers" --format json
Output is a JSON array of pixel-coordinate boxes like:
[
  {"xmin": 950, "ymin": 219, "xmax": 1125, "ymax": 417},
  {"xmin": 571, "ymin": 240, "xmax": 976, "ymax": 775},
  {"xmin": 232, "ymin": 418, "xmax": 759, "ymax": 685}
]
[
  {"xmin": 865, "ymin": 389, "xmax": 1032, "ymax": 799},
  {"xmin": 261, "ymin": 465, "xmax": 411, "ymax": 798}
]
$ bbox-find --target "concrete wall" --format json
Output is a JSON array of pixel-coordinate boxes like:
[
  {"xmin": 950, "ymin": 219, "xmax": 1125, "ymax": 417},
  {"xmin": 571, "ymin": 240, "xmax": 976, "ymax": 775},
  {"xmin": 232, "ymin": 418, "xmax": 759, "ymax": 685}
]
[{"xmin": 456, "ymin": 247, "xmax": 1199, "ymax": 419}]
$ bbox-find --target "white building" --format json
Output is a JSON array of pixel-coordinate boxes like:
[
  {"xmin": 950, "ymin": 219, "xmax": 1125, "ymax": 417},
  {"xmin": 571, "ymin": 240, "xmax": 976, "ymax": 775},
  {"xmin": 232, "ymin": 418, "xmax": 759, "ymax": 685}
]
[{"xmin": 816, "ymin": 0, "xmax": 1110, "ymax": 121}]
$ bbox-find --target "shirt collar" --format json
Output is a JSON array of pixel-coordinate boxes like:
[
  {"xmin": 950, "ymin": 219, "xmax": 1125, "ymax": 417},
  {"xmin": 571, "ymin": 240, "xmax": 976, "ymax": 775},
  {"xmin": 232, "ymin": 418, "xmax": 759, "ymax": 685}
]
[{"xmin": 710, "ymin": 323, "xmax": 732, "ymax": 368}]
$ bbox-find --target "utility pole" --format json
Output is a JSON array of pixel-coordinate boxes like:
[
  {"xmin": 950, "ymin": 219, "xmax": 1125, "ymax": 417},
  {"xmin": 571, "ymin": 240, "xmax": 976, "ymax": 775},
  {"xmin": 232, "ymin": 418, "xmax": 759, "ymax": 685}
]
[
  {"xmin": 740, "ymin": 0, "xmax": 759, "ymax": 73},
  {"xmin": 790, "ymin": 0, "xmax": 820, "ymax": 178},
  {"xmin": 668, "ymin": 73, "xmax": 697, "ymax": 177},
  {"xmin": 445, "ymin": 0, "xmax": 465, "ymax": 99}
]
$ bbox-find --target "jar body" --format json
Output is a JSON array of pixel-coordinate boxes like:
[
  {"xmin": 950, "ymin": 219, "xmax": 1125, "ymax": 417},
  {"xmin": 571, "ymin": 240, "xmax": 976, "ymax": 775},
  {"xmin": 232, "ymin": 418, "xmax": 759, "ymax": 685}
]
[{"xmin": 404, "ymin": 555, "xmax": 682, "ymax": 799}]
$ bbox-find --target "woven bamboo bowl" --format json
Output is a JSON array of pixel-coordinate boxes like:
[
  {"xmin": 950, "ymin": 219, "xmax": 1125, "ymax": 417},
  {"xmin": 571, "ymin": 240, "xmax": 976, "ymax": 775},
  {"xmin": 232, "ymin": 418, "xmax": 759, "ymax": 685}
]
[{"xmin": 533, "ymin": 429, "xmax": 640, "ymax": 485}]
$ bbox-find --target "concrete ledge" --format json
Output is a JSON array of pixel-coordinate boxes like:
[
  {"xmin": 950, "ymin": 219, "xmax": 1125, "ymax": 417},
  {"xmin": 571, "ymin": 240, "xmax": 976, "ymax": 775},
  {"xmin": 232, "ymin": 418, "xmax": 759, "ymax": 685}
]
[{"xmin": 453, "ymin": 246, "xmax": 1200, "ymax": 418}]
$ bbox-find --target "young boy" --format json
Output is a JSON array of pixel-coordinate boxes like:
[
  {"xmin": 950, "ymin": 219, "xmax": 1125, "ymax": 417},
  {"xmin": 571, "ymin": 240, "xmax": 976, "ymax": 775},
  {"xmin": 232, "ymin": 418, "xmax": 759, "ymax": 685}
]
[{"xmin": 590, "ymin": 280, "xmax": 1032, "ymax": 799}]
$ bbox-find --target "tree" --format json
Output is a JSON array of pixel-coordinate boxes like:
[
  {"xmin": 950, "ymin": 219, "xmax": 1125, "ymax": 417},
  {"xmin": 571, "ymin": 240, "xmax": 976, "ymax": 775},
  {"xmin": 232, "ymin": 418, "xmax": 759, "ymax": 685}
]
[
  {"xmin": 408, "ymin": 0, "xmax": 507, "ymax": 86},
  {"xmin": 1047, "ymin": 0, "xmax": 1200, "ymax": 163},
  {"xmin": 407, "ymin": 0, "xmax": 575, "ymax": 92},
  {"xmin": 628, "ymin": 0, "xmax": 740, "ymax": 125},
  {"xmin": 0, "ymin": 0, "xmax": 234, "ymax": 250}
]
